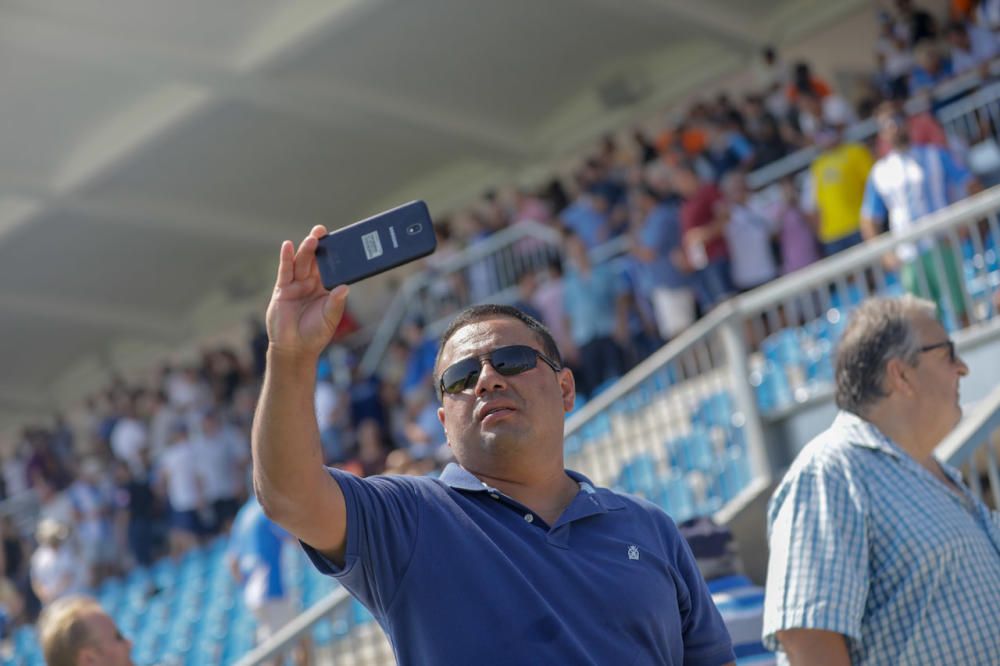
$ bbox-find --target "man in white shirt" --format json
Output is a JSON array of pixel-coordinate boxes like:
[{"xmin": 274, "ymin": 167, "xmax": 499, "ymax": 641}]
[
  {"xmin": 193, "ymin": 411, "xmax": 249, "ymax": 534},
  {"xmin": 30, "ymin": 520, "xmax": 84, "ymax": 606},
  {"xmin": 156, "ymin": 423, "xmax": 204, "ymax": 558}
]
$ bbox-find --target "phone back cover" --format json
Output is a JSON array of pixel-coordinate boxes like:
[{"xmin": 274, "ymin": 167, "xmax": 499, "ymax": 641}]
[{"xmin": 315, "ymin": 200, "xmax": 437, "ymax": 287}]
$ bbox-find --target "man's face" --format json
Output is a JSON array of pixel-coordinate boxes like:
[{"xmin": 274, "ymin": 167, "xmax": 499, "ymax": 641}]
[
  {"xmin": 908, "ymin": 314, "xmax": 968, "ymax": 439},
  {"xmin": 436, "ymin": 318, "xmax": 574, "ymax": 470},
  {"xmin": 79, "ymin": 611, "xmax": 133, "ymax": 666},
  {"xmin": 877, "ymin": 111, "xmax": 908, "ymax": 147}
]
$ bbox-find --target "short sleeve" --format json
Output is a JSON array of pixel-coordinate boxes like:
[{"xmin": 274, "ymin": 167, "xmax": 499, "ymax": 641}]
[
  {"xmin": 301, "ymin": 468, "xmax": 421, "ymax": 616},
  {"xmin": 668, "ymin": 519, "xmax": 736, "ymax": 666},
  {"xmin": 762, "ymin": 467, "xmax": 869, "ymax": 652},
  {"xmin": 860, "ymin": 174, "xmax": 887, "ymax": 222}
]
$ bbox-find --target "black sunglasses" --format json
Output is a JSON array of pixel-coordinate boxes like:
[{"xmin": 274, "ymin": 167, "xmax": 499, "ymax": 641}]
[
  {"xmin": 439, "ymin": 344, "xmax": 561, "ymax": 396},
  {"xmin": 919, "ymin": 340, "xmax": 956, "ymax": 363}
]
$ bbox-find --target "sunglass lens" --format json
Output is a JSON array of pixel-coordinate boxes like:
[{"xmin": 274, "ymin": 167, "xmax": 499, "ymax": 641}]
[
  {"xmin": 441, "ymin": 359, "xmax": 480, "ymax": 394},
  {"xmin": 491, "ymin": 346, "xmax": 537, "ymax": 376}
]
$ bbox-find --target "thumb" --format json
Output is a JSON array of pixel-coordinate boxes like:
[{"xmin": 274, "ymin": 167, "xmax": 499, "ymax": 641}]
[{"xmin": 322, "ymin": 284, "xmax": 350, "ymax": 331}]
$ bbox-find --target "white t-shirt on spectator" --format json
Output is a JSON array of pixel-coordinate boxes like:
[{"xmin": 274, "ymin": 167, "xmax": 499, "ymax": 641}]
[
  {"xmin": 30, "ymin": 544, "xmax": 84, "ymax": 604},
  {"xmin": 2, "ymin": 455, "xmax": 28, "ymax": 498},
  {"xmin": 315, "ymin": 381, "xmax": 340, "ymax": 432},
  {"xmin": 725, "ymin": 202, "xmax": 780, "ymax": 290},
  {"xmin": 951, "ymin": 25, "xmax": 998, "ymax": 73},
  {"xmin": 39, "ymin": 493, "xmax": 75, "ymax": 529},
  {"xmin": 110, "ymin": 418, "xmax": 148, "ymax": 474},
  {"xmin": 159, "ymin": 441, "xmax": 201, "ymax": 512},
  {"xmin": 166, "ymin": 372, "xmax": 205, "ymax": 410},
  {"xmin": 193, "ymin": 430, "xmax": 248, "ymax": 502}
]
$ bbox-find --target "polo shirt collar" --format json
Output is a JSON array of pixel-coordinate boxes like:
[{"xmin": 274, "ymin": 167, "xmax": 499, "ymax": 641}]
[{"xmin": 439, "ymin": 463, "xmax": 626, "ymax": 514}]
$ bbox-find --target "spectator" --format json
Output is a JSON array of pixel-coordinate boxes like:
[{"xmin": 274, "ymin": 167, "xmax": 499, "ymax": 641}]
[
  {"xmin": 38, "ymin": 595, "xmax": 134, "ymax": 666},
  {"xmin": 156, "ymin": 423, "xmax": 204, "ymax": 558},
  {"xmin": 531, "ymin": 257, "xmax": 575, "ymax": 366},
  {"xmin": 193, "ymin": 411, "xmax": 248, "ymax": 534},
  {"xmin": 560, "ymin": 183, "xmax": 612, "ymax": 250},
  {"xmin": 67, "ymin": 458, "xmax": 115, "ymax": 586},
  {"xmin": 786, "ymin": 62, "xmax": 832, "ymax": 105},
  {"xmin": 400, "ymin": 389, "xmax": 446, "ymax": 460},
  {"xmin": 946, "ymin": 20, "xmax": 998, "ymax": 73},
  {"xmin": 861, "ymin": 103, "xmax": 979, "ymax": 322},
  {"xmin": 718, "ymin": 172, "xmax": 780, "ymax": 292},
  {"xmin": 510, "ymin": 269, "xmax": 545, "ymax": 324},
  {"xmin": 254, "ymin": 229, "xmax": 737, "ymax": 664},
  {"xmin": 562, "ymin": 231, "xmax": 628, "ymax": 397},
  {"xmin": 751, "ymin": 113, "xmax": 795, "ymax": 168},
  {"xmin": 109, "ymin": 395, "xmax": 149, "ymax": 477},
  {"xmin": 763, "ymin": 296, "xmax": 1000, "ymax": 664},
  {"xmin": 801, "ymin": 123, "xmax": 874, "ymax": 257},
  {"xmin": 909, "ymin": 41, "xmax": 954, "ymax": 94},
  {"xmin": 227, "ymin": 496, "xmax": 309, "ymax": 666},
  {"xmin": 111, "ymin": 459, "xmax": 158, "ymax": 568},
  {"xmin": 30, "ymin": 520, "xmax": 83, "ymax": 606},
  {"xmin": 400, "ymin": 317, "xmax": 438, "ymax": 396},
  {"xmin": 893, "ymin": 0, "xmax": 939, "ymax": 46},
  {"xmin": 342, "ymin": 418, "xmax": 390, "ymax": 478},
  {"xmin": 775, "ymin": 177, "xmax": 821, "ymax": 275},
  {"xmin": 631, "ymin": 180, "xmax": 695, "ymax": 341},
  {"xmin": 675, "ymin": 165, "xmax": 733, "ymax": 312}
]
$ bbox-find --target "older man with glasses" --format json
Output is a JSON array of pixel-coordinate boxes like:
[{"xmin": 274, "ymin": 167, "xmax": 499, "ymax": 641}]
[
  {"xmin": 252, "ymin": 226, "xmax": 735, "ymax": 666},
  {"xmin": 762, "ymin": 295, "xmax": 1000, "ymax": 665}
]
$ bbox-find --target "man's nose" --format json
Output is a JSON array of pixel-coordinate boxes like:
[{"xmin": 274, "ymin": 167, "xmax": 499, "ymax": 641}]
[
  {"xmin": 955, "ymin": 354, "xmax": 969, "ymax": 376},
  {"xmin": 474, "ymin": 360, "xmax": 509, "ymax": 395}
]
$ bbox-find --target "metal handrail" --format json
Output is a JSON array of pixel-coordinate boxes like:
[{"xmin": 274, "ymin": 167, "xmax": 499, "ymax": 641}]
[
  {"xmin": 739, "ymin": 186, "xmax": 1000, "ymax": 314},
  {"xmin": 746, "ymin": 61, "xmax": 1000, "ymax": 191}
]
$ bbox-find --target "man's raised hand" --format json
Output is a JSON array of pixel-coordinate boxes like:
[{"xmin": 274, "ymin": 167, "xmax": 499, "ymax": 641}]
[{"xmin": 265, "ymin": 225, "xmax": 349, "ymax": 360}]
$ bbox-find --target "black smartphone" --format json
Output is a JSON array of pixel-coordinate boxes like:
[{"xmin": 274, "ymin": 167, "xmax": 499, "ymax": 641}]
[{"xmin": 315, "ymin": 200, "xmax": 437, "ymax": 288}]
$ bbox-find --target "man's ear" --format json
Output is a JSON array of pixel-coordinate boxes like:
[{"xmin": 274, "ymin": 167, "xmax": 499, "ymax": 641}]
[
  {"xmin": 884, "ymin": 357, "xmax": 916, "ymax": 398},
  {"xmin": 559, "ymin": 367, "xmax": 576, "ymax": 413}
]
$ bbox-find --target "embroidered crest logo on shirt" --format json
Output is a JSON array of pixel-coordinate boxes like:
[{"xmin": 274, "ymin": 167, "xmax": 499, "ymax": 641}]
[{"xmin": 627, "ymin": 544, "xmax": 640, "ymax": 561}]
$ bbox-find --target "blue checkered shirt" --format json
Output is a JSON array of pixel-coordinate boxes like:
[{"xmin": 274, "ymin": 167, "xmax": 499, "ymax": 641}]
[{"xmin": 762, "ymin": 411, "xmax": 1000, "ymax": 665}]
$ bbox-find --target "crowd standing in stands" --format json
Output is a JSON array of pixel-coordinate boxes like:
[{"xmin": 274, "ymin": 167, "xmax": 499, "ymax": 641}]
[{"xmin": 0, "ymin": 0, "xmax": 996, "ymax": 653}]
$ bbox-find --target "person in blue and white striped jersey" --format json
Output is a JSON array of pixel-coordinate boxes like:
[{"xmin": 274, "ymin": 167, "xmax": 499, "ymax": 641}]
[{"xmin": 860, "ymin": 101, "xmax": 981, "ymax": 324}]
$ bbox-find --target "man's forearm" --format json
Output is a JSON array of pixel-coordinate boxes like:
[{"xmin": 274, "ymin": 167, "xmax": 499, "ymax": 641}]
[{"xmin": 252, "ymin": 349, "xmax": 326, "ymax": 517}]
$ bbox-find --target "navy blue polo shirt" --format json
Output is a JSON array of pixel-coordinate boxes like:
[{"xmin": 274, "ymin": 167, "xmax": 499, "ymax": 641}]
[{"xmin": 303, "ymin": 464, "xmax": 734, "ymax": 665}]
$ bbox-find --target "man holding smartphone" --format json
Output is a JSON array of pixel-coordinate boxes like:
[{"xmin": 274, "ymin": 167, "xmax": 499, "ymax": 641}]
[{"xmin": 253, "ymin": 225, "xmax": 734, "ymax": 665}]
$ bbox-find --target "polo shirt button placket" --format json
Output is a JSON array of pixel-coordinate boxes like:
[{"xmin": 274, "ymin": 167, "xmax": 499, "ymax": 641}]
[{"xmin": 524, "ymin": 513, "xmax": 534, "ymax": 523}]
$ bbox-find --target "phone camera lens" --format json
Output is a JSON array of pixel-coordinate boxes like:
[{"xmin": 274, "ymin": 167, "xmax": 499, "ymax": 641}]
[{"xmin": 406, "ymin": 224, "xmax": 422, "ymax": 235}]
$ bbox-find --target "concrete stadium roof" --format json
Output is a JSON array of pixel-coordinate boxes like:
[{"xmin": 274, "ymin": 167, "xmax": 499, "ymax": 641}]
[{"xmin": 0, "ymin": 0, "xmax": 866, "ymax": 428}]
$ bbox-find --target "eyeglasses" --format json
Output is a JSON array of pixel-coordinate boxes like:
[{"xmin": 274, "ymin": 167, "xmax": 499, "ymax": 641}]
[
  {"xmin": 439, "ymin": 344, "xmax": 561, "ymax": 396},
  {"xmin": 919, "ymin": 340, "xmax": 956, "ymax": 363}
]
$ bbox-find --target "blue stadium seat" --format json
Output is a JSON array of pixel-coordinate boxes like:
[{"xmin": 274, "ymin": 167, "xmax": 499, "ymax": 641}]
[
  {"xmin": 650, "ymin": 474, "xmax": 696, "ymax": 523},
  {"xmin": 617, "ymin": 455, "xmax": 659, "ymax": 496}
]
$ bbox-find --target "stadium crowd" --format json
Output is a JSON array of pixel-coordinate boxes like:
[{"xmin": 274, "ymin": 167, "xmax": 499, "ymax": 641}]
[{"xmin": 0, "ymin": 0, "xmax": 996, "ymax": 654}]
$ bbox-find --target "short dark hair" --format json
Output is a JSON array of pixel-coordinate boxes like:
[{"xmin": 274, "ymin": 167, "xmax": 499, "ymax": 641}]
[
  {"xmin": 834, "ymin": 296, "xmax": 936, "ymax": 415},
  {"xmin": 434, "ymin": 305, "xmax": 562, "ymax": 395}
]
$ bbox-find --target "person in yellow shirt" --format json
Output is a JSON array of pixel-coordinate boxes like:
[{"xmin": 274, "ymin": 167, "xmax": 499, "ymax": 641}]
[{"xmin": 801, "ymin": 122, "xmax": 875, "ymax": 256}]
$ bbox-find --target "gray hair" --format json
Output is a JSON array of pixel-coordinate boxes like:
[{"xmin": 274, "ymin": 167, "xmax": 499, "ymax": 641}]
[{"xmin": 834, "ymin": 295, "xmax": 937, "ymax": 415}]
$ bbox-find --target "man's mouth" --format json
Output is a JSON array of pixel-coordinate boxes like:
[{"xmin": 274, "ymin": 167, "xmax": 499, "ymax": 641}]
[{"xmin": 478, "ymin": 404, "xmax": 516, "ymax": 421}]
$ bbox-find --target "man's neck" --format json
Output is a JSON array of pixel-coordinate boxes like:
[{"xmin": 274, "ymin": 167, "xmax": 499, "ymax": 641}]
[
  {"xmin": 864, "ymin": 407, "xmax": 938, "ymax": 468},
  {"xmin": 463, "ymin": 463, "xmax": 580, "ymax": 525}
]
